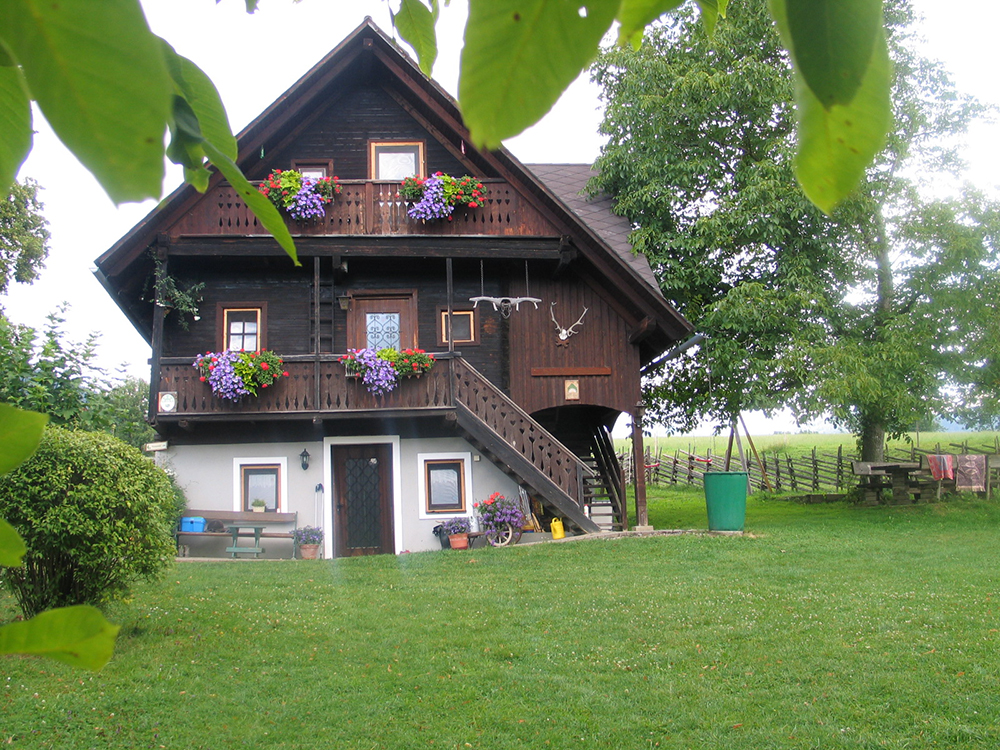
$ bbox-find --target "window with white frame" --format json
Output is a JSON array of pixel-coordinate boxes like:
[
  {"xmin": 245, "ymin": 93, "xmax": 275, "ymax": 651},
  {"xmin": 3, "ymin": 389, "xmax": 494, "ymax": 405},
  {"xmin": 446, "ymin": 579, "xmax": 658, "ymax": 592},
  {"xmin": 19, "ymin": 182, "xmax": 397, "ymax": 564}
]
[
  {"xmin": 234, "ymin": 457, "xmax": 287, "ymax": 512},
  {"xmin": 418, "ymin": 452, "xmax": 473, "ymax": 518}
]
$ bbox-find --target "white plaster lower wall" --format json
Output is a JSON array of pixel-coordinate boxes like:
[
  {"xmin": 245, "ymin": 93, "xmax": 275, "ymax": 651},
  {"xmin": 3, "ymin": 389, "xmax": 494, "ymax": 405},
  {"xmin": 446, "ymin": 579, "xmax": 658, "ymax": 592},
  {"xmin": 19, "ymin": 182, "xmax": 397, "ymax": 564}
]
[
  {"xmin": 396, "ymin": 436, "xmax": 521, "ymax": 553},
  {"xmin": 162, "ymin": 435, "xmax": 524, "ymax": 557}
]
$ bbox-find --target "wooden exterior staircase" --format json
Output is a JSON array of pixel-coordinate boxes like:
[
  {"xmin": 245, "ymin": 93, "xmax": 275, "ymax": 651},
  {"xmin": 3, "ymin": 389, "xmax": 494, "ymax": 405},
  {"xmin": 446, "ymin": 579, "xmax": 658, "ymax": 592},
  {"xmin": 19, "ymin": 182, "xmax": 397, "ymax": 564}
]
[
  {"xmin": 450, "ymin": 358, "xmax": 600, "ymax": 534},
  {"xmin": 583, "ymin": 425, "xmax": 628, "ymax": 532}
]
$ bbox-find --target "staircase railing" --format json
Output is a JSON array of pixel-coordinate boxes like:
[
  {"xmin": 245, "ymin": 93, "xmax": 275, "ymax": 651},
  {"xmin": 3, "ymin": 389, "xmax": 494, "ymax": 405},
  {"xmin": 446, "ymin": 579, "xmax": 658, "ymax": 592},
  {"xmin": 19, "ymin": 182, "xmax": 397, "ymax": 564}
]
[
  {"xmin": 590, "ymin": 424, "xmax": 628, "ymax": 531},
  {"xmin": 450, "ymin": 357, "xmax": 592, "ymax": 508}
]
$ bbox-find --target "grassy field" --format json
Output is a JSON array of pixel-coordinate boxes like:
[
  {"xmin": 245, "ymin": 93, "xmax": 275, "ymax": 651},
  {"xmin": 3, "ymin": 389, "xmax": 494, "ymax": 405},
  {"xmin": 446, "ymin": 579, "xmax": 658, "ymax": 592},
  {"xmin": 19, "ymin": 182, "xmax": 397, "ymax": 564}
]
[
  {"xmin": 4, "ymin": 490, "xmax": 1000, "ymax": 748},
  {"xmin": 618, "ymin": 430, "xmax": 1000, "ymax": 461}
]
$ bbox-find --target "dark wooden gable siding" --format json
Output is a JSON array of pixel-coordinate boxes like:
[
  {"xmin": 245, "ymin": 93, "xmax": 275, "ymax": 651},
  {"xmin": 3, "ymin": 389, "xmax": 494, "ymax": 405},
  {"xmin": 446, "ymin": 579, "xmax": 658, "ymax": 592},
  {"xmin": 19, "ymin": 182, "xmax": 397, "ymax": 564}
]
[
  {"xmin": 508, "ymin": 269, "xmax": 640, "ymax": 416},
  {"xmin": 251, "ymin": 83, "xmax": 472, "ymax": 181}
]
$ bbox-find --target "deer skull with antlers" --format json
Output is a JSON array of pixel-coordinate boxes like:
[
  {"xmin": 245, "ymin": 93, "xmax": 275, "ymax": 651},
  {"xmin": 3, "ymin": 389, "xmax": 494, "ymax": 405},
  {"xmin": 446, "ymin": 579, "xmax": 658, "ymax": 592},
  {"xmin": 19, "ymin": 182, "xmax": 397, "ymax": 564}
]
[{"xmin": 550, "ymin": 302, "xmax": 588, "ymax": 347}]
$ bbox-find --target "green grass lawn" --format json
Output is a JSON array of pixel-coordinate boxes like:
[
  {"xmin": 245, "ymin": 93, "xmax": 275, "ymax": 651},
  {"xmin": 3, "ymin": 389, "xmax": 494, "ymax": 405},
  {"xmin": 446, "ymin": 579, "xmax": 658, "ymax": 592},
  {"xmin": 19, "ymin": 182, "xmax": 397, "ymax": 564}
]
[{"xmin": 4, "ymin": 492, "xmax": 1000, "ymax": 748}]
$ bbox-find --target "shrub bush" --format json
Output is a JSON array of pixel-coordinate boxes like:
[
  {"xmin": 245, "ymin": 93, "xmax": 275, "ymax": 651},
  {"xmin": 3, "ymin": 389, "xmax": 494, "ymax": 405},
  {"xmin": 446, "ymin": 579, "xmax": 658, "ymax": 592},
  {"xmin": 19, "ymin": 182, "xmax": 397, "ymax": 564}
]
[{"xmin": 0, "ymin": 427, "xmax": 177, "ymax": 617}]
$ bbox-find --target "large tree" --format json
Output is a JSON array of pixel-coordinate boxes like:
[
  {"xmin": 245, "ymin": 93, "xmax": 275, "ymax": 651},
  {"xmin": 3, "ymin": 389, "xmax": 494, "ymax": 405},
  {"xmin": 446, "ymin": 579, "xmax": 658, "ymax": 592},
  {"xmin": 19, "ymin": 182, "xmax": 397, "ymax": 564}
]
[
  {"xmin": 0, "ymin": 178, "xmax": 49, "ymax": 294},
  {"xmin": 592, "ymin": 0, "xmax": 1000, "ymax": 459}
]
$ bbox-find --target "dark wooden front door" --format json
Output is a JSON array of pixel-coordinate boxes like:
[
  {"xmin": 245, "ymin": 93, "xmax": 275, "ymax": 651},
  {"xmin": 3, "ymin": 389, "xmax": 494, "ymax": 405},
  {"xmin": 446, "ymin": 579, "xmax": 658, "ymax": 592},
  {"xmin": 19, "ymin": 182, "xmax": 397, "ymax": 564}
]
[{"xmin": 332, "ymin": 444, "xmax": 394, "ymax": 557}]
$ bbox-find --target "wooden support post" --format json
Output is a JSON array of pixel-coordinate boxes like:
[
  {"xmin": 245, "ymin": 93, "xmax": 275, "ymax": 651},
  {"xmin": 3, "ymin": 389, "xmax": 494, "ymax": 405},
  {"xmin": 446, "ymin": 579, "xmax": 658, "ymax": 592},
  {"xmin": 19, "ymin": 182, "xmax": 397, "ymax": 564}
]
[
  {"xmin": 148, "ymin": 243, "xmax": 167, "ymax": 424},
  {"xmin": 446, "ymin": 258, "xmax": 454, "ymax": 354},
  {"xmin": 631, "ymin": 404, "xmax": 649, "ymax": 528}
]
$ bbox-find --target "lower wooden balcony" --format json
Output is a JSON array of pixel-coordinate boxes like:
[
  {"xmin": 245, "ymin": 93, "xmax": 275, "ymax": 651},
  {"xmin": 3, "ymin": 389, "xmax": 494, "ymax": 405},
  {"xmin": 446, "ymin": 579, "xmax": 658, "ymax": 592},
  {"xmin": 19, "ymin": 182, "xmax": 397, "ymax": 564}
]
[{"xmin": 156, "ymin": 354, "xmax": 452, "ymax": 417}]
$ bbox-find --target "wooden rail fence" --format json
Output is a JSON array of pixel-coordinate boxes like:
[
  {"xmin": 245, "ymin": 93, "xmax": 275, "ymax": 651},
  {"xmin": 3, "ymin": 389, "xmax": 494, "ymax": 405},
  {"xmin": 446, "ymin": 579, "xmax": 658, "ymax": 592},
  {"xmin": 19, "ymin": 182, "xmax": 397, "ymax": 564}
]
[{"xmin": 619, "ymin": 439, "xmax": 1000, "ymax": 494}]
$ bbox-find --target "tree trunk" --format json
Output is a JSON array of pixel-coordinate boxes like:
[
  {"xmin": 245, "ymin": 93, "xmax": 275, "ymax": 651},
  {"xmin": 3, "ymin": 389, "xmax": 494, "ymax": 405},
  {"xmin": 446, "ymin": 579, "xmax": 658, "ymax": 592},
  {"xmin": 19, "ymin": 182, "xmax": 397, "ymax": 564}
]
[{"xmin": 860, "ymin": 420, "xmax": 885, "ymax": 462}]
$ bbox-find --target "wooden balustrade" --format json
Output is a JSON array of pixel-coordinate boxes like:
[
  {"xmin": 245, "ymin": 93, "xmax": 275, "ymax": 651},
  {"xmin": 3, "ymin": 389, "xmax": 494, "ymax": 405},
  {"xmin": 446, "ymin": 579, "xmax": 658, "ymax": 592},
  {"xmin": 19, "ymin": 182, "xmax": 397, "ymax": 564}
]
[
  {"xmin": 168, "ymin": 179, "xmax": 549, "ymax": 238},
  {"xmin": 450, "ymin": 358, "xmax": 588, "ymax": 506},
  {"xmin": 158, "ymin": 357, "xmax": 451, "ymax": 416}
]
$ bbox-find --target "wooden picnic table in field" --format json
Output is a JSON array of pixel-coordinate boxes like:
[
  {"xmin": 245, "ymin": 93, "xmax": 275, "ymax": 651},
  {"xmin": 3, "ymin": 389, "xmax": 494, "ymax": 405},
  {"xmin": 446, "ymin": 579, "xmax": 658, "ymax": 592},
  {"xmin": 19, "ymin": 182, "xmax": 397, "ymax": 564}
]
[{"xmin": 869, "ymin": 462, "xmax": 923, "ymax": 504}]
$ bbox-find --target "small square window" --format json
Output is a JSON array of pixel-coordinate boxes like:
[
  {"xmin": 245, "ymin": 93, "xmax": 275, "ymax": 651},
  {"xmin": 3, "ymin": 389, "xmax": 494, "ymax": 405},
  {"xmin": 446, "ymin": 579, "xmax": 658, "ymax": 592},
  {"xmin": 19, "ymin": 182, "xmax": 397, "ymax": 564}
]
[
  {"xmin": 225, "ymin": 308, "xmax": 260, "ymax": 351},
  {"xmin": 425, "ymin": 459, "xmax": 466, "ymax": 513},
  {"xmin": 292, "ymin": 159, "xmax": 334, "ymax": 180},
  {"xmin": 242, "ymin": 464, "xmax": 280, "ymax": 512},
  {"xmin": 370, "ymin": 142, "xmax": 425, "ymax": 181},
  {"xmin": 439, "ymin": 309, "xmax": 478, "ymax": 346}
]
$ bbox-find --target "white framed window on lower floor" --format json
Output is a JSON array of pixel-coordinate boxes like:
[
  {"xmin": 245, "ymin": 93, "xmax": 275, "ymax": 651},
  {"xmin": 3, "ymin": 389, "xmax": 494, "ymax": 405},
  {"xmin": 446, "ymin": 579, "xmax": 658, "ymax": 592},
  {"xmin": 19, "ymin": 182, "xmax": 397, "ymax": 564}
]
[
  {"xmin": 417, "ymin": 452, "xmax": 473, "ymax": 519},
  {"xmin": 233, "ymin": 456, "xmax": 288, "ymax": 512}
]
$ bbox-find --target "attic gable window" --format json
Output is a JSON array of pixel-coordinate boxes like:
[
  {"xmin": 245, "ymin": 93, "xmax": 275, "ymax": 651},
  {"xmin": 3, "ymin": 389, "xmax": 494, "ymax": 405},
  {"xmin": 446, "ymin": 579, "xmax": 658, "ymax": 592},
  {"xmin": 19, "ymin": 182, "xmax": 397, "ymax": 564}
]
[{"xmin": 370, "ymin": 141, "xmax": 424, "ymax": 181}]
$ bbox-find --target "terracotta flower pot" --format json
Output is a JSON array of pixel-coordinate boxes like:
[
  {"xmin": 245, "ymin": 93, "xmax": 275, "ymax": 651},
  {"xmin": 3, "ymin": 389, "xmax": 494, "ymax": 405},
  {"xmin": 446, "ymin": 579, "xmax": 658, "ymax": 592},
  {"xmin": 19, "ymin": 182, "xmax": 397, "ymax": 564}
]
[
  {"xmin": 299, "ymin": 544, "xmax": 321, "ymax": 559},
  {"xmin": 448, "ymin": 533, "xmax": 469, "ymax": 550}
]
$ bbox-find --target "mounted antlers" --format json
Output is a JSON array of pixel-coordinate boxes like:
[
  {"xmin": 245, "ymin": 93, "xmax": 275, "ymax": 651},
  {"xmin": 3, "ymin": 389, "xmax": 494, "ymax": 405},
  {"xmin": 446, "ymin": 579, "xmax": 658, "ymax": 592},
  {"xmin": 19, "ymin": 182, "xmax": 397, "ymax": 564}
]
[{"xmin": 550, "ymin": 302, "xmax": 588, "ymax": 346}]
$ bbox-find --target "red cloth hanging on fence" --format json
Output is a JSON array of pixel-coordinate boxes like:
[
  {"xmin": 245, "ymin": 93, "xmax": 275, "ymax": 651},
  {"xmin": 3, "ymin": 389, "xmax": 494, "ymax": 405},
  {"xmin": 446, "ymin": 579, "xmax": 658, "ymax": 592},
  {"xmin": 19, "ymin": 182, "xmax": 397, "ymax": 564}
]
[{"xmin": 927, "ymin": 454, "xmax": 954, "ymax": 481}]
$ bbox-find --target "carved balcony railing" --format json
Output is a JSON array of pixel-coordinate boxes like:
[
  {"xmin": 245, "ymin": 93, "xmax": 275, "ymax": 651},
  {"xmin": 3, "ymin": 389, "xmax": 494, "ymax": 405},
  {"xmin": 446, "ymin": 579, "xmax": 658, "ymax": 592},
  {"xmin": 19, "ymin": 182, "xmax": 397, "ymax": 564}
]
[
  {"xmin": 450, "ymin": 357, "xmax": 591, "ymax": 511},
  {"xmin": 157, "ymin": 355, "xmax": 452, "ymax": 416},
  {"xmin": 168, "ymin": 179, "xmax": 554, "ymax": 238}
]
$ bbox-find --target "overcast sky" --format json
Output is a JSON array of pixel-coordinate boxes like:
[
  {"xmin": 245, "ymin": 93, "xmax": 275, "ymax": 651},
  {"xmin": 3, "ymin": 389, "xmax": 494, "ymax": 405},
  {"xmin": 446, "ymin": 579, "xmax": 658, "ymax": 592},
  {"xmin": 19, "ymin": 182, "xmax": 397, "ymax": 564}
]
[{"xmin": 4, "ymin": 0, "xmax": 997, "ymax": 435}]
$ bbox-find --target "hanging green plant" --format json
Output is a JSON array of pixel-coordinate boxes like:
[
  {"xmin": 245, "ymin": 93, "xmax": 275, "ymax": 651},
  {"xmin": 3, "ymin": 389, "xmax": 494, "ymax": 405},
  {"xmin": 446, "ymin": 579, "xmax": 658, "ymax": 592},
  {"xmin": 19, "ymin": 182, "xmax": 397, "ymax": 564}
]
[{"xmin": 147, "ymin": 258, "xmax": 204, "ymax": 330}]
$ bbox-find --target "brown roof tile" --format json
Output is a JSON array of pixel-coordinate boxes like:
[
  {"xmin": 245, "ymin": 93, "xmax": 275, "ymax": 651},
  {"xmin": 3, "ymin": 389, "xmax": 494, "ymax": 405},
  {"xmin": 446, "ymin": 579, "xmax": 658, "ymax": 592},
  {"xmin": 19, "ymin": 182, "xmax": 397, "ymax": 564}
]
[{"xmin": 525, "ymin": 164, "xmax": 661, "ymax": 295}]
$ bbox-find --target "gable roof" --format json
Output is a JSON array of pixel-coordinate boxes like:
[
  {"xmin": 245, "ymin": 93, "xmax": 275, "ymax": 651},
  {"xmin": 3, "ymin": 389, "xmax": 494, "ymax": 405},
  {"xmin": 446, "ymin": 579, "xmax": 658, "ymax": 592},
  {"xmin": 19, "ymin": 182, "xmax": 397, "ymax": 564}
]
[
  {"xmin": 94, "ymin": 17, "xmax": 691, "ymax": 353},
  {"xmin": 526, "ymin": 164, "xmax": 661, "ymax": 293}
]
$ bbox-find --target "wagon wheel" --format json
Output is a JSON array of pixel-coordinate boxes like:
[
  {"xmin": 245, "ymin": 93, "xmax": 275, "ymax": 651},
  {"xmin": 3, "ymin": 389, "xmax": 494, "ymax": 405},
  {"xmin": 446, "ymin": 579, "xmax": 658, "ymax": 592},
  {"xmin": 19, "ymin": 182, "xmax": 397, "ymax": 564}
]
[{"xmin": 486, "ymin": 522, "xmax": 523, "ymax": 547}]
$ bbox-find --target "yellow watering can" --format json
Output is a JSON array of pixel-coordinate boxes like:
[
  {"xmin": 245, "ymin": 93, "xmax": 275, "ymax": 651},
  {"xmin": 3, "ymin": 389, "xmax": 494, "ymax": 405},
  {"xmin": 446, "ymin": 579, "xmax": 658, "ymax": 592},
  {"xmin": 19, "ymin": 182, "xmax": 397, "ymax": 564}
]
[{"xmin": 550, "ymin": 517, "xmax": 565, "ymax": 540}]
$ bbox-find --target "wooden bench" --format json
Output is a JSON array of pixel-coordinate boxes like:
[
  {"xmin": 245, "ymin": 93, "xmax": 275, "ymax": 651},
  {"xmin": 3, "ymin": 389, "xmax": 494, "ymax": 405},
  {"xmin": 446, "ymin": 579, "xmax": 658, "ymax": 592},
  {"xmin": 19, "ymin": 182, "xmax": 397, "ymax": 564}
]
[{"xmin": 176, "ymin": 510, "xmax": 299, "ymax": 558}]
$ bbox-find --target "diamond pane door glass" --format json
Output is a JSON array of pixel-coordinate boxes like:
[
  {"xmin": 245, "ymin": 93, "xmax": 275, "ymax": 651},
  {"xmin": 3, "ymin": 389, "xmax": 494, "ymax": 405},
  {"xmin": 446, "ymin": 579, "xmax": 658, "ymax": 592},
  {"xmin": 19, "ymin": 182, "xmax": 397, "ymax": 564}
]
[
  {"xmin": 345, "ymin": 457, "xmax": 381, "ymax": 550},
  {"xmin": 366, "ymin": 313, "xmax": 400, "ymax": 350}
]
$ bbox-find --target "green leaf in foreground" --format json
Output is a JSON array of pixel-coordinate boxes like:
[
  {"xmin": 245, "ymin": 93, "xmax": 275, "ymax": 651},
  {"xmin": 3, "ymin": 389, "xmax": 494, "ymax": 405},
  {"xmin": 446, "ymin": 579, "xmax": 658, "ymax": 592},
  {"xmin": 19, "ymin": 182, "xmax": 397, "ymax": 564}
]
[
  {"xmin": 771, "ymin": 0, "xmax": 890, "ymax": 212},
  {"xmin": 0, "ymin": 605, "xmax": 119, "ymax": 671},
  {"xmin": 0, "ymin": 403, "xmax": 47, "ymax": 475},
  {"xmin": 617, "ymin": 0, "xmax": 685, "ymax": 49},
  {"xmin": 694, "ymin": 0, "xmax": 728, "ymax": 37},
  {"xmin": 783, "ymin": 0, "xmax": 881, "ymax": 109},
  {"xmin": 0, "ymin": 0, "xmax": 171, "ymax": 204},
  {"xmin": 202, "ymin": 140, "xmax": 299, "ymax": 265},
  {"xmin": 0, "ymin": 518, "xmax": 26, "ymax": 567},
  {"xmin": 160, "ymin": 39, "xmax": 237, "ymax": 164},
  {"xmin": 392, "ymin": 0, "xmax": 439, "ymax": 76},
  {"xmin": 0, "ymin": 65, "xmax": 32, "ymax": 192},
  {"xmin": 460, "ymin": 0, "xmax": 620, "ymax": 149}
]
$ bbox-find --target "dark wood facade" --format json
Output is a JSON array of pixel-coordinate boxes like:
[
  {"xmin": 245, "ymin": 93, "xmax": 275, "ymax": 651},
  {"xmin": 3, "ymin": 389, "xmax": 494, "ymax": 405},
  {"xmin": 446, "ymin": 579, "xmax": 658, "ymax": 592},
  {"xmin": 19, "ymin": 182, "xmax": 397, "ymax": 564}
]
[{"xmin": 95, "ymin": 19, "xmax": 692, "ymax": 537}]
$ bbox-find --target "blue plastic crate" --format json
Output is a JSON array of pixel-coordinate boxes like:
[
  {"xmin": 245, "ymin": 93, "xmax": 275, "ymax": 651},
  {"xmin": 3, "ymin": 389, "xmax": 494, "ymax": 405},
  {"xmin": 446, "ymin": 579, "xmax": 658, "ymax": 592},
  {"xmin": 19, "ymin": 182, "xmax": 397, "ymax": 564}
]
[{"xmin": 180, "ymin": 516, "xmax": 206, "ymax": 533}]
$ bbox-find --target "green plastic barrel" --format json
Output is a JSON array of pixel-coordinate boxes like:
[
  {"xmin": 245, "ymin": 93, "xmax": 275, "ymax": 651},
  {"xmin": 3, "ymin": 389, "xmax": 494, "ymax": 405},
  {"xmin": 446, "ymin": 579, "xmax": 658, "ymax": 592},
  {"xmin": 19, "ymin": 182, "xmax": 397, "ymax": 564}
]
[{"xmin": 704, "ymin": 471, "xmax": 748, "ymax": 531}]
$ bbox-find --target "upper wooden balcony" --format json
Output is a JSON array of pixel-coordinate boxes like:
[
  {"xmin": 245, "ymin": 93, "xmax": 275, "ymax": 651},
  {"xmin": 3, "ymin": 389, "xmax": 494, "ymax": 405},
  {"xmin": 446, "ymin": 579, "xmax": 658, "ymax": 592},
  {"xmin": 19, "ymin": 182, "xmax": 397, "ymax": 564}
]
[{"xmin": 166, "ymin": 179, "xmax": 559, "ymax": 239}]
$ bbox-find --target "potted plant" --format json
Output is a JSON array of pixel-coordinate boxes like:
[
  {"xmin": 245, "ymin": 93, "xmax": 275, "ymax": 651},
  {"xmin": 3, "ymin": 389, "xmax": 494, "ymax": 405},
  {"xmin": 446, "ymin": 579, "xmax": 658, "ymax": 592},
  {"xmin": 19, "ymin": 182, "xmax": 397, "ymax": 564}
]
[
  {"xmin": 258, "ymin": 168, "xmax": 342, "ymax": 222},
  {"xmin": 251, "ymin": 499, "xmax": 266, "ymax": 513},
  {"xmin": 404, "ymin": 172, "xmax": 485, "ymax": 222},
  {"xmin": 193, "ymin": 349, "xmax": 289, "ymax": 402},
  {"xmin": 474, "ymin": 492, "xmax": 526, "ymax": 547},
  {"xmin": 440, "ymin": 516, "xmax": 471, "ymax": 550},
  {"xmin": 293, "ymin": 526, "xmax": 324, "ymax": 559},
  {"xmin": 338, "ymin": 347, "xmax": 436, "ymax": 395}
]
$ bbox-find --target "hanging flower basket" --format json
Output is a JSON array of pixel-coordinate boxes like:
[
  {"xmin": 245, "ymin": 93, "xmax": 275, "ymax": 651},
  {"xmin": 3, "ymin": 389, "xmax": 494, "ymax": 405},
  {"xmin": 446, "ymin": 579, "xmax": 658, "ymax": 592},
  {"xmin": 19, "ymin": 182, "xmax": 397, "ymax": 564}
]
[
  {"xmin": 338, "ymin": 348, "xmax": 436, "ymax": 395},
  {"xmin": 402, "ymin": 172, "xmax": 485, "ymax": 222},
  {"xmin": 193, "ymin": 349, "xmax": 289, "ymax": 402},
  {"xmin": 258, "ymin": 169, "xmax": 341, "ymax": 221}
]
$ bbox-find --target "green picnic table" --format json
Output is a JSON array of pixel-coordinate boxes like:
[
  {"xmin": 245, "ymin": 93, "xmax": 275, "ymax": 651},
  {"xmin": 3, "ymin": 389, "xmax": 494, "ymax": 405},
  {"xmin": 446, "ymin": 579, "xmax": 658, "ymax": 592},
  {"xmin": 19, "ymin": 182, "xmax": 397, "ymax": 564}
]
[{"xmin": 225, "ymin": 523, "xmax": 267, "ymax": 558}]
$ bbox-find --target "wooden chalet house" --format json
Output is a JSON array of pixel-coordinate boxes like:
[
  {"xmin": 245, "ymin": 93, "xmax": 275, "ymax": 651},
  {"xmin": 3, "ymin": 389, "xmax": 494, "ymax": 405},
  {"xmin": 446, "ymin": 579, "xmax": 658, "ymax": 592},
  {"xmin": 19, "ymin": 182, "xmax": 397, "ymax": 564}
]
[{"xmin": 95, "ymin": 19, "xmax": 692, "ymax": 558}]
